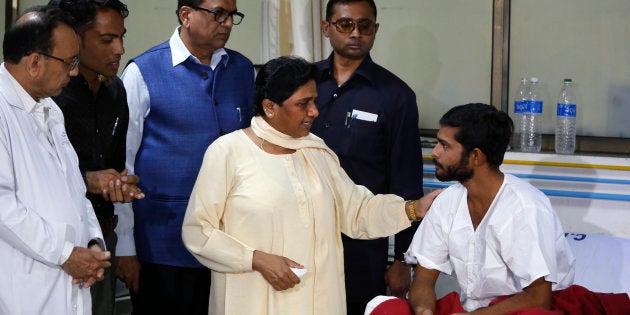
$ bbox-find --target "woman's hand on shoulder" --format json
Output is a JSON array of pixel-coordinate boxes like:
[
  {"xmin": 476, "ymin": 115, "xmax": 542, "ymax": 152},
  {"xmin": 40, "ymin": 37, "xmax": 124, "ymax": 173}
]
[
  {"xmin": 415, "ymin": 189, "xmax": 444, "ymax": 219},
  {"xmin": 252, "ymin": 250, "xmax": 303, "ymax": 291}
]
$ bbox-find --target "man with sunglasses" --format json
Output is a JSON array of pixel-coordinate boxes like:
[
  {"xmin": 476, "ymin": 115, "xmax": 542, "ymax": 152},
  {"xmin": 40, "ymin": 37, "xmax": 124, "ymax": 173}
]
[
  {"xmin": 311, "ymin": 1, "xmax": 424, "ymax": 314},
  {"xmin": 119, "ymin": 0, "xmax": 254, "ymax": 314},
  {"xmin": 48, "ymin": 1, "xmax": 145, "ymax": 314},
  {"xmin": 0, "ymin": 5, "xmax": 111, "ymax": 314}
]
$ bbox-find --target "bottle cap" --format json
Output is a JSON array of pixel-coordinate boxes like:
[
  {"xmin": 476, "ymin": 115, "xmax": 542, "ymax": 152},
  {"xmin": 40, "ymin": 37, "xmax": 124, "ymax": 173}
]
[
  {"xmin": 563, "ymin": 78, "xmax": 572, "ymax": 83},
  {"xmin": 530, "ymin": 77, "xmax": 539, "ymax": 83}
]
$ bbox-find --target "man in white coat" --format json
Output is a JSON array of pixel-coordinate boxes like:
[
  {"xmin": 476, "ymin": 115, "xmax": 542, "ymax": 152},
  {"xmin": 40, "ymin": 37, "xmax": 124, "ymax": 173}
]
[{"xmin": 0, "ymin": 6, "xmax": 111, "ymax": 314}]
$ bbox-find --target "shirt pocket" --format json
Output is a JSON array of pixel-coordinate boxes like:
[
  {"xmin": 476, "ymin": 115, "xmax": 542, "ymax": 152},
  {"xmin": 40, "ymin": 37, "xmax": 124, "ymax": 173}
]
[{"xmin": 346, "ymin": 118, "xmax": 382, "ymax": 156}]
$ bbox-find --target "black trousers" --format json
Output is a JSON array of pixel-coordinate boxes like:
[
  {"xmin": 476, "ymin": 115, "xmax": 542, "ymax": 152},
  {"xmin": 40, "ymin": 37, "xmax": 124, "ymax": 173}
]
[
  {"xmin": 91, "ymin": 232, "xmax": 117, "ymax": 315},
  {"xmin": 131, "ymin": 261, "xmax": 212, "ymax": 315},
  {"xmin": 342, "ymin": 234, "xmax": 390, "ymax": 315}
]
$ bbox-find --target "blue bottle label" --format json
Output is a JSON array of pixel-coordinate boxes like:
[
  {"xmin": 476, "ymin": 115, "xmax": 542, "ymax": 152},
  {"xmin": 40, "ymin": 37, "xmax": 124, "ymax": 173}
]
[
  {"xmin": 557, "ymin": 103, "xmax": 576, "ymax": 117},
  {"xmin": 514, "ymin": 100, "xmax": 526, "ymax": 114},
  {"xmin": 525, "ymin": 100, "xmax": 543, "ymax": 114}
]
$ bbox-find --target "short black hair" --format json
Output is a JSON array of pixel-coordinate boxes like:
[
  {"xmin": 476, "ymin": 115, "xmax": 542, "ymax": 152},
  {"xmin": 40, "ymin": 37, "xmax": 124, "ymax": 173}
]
[
  {"xmin": 3, "ymin": 5, "xmax": 74, "ymax": 64},
  {"xmin": 439, "ymin": 103, "xmax": 514, "ymax": 168},
  {"xmin": 253, "ymin": 56, "xmax": 319, "ymax": 116},
  {"xmin": 48, "ymin": 0, "xmax": 129, "ymax": 35},
  {"xmin": 176, "ymin": 0, "xmax": 205, "ymax": 24},
  {"xmin": 325, "ymin": 0, "xmax": 377, "ymax": 21}
]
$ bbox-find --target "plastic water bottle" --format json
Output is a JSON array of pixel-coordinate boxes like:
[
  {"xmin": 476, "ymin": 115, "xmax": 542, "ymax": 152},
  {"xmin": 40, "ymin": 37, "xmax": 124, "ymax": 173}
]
[
  {"xmin": 555, "ymin": 78, "xmax": 577, "ymax": 154},
  {"xmin": 520, "ymin": 77, "xmax": 543, "ymax": 152},
  {"xmin": 512, "ymin": 77, "xmax": 529, "ymax": 150}
]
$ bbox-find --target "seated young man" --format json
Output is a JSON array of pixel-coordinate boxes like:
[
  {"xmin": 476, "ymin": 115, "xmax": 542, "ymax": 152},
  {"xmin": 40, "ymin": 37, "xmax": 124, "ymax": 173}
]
[{"xmin": 407, "ymin": 103, "xmax": 575, "ymax": 314}]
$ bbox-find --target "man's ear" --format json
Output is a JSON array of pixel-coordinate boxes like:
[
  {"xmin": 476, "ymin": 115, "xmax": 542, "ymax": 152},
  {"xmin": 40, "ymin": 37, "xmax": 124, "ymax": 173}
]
[
  {"xmin": 26, "ymin": 53, "xmax": 43, "ymax": 78},
  {"xmin": 470, "ymin": 148, "xmax": 486, "ymax": 166},
  {"xmin": 321, "ymin": 20, "xmax": 331, "ymax": 38},
  {"xmin": 178, "ymin": 6, "xmax": 192, "ymax": 28}
]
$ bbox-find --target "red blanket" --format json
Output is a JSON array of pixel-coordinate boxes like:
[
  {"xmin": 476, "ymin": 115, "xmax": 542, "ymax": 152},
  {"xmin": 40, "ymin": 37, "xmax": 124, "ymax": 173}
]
[{"xmin": 370, "ymin": 285, "xmax": 630, "ymax": 315}]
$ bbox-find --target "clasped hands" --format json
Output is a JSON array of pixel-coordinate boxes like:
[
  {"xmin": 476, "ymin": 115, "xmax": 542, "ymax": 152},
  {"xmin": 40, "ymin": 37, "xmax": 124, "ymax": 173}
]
[
  {"xmin": 86, "ymin": 168, "xmax": 144, "ymax": 202},
  {"xmin": 62, "ymin": 243, "xmax": 111, "ymax": 288}
]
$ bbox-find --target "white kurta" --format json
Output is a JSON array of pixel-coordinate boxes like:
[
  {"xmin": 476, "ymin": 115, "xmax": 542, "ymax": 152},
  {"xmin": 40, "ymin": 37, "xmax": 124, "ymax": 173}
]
[
  {"xmin": 0, "ymin": 64, "xmax": 103, "ymax": 314},
  {"xmin": 406, "ymin": 174, "xmax": 575, "ymax": 311},
  {"xmin": 182, "ymin": 117, "xmax": 411, "ymax": 315}
]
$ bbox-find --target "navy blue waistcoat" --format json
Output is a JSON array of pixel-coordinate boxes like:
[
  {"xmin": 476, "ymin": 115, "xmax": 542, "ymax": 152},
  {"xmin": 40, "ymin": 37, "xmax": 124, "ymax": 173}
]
[{"xmin": 131, "ymin": 41, "xmax": 254, "ymax": 267}]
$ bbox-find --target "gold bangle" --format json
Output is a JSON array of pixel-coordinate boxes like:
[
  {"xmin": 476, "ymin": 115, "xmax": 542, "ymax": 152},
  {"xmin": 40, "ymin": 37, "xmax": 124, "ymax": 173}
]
[{"xmin": 406, "ymin": 200, "xmax": 417, "ymax": 221}]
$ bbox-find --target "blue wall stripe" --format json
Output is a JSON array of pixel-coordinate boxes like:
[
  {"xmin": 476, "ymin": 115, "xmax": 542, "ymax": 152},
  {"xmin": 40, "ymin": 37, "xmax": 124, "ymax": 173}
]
[
  {"xmin": 424, "ymin": 167, "xmax": 630, "ymax": 185},
  {"xmin": 539, "ymin": 189, "xmax": 630, "ymax": 201},
  {"xmin": 423, "ymin": 181, "xmax": 630, "ymax": 201}
]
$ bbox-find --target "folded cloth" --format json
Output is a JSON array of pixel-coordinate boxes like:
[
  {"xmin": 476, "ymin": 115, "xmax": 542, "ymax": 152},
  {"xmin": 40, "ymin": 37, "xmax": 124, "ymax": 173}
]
[{"xmin": 368, "ymin": 285, "xmax": 630, "ymax": 315}]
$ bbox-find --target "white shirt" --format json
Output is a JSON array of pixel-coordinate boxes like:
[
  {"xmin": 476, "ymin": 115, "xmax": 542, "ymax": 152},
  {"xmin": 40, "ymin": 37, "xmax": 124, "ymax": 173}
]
[
  {"xmin": 115, "ymin": 27, "xmax": 228, "ymax": 256},
  {"xmin": 4, "ymin": 64, "xmax": 73, "ymax": 262},
  {"xmin": 0, "ymin": 63, "xmax": 103, "ymax": 314},
  {"xmin": 406, "ymin": 174, "xmax": 575, "ymax": 311}
]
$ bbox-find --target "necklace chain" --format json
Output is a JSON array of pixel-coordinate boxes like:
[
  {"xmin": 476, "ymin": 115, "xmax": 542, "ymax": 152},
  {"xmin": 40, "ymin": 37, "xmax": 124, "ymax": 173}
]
[{"xmin": 259, "ymin": 137, "xmax": 266, "ymax": 151}]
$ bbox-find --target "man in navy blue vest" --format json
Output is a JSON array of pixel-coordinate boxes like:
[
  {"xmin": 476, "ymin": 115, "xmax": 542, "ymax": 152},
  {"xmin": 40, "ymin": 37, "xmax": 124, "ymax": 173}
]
[{"xmin": 119, "ymin": 0, "xmax": 254, "ymax": 314}]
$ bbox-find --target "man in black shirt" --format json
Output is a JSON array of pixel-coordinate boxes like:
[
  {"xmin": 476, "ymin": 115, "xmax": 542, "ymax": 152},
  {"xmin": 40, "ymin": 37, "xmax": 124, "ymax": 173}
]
[
  {"xmin": 50, "ymin": 1, "xmax": 143, "ymax": 314},
  {"xmin": 311, "ymin": 1, "xmax": 424, "ymax": 314}
]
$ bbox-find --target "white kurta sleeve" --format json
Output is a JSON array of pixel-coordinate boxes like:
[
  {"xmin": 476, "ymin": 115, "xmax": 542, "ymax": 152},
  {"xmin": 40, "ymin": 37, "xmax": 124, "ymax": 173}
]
[
  {"xmin": 114, "ymin": 62, "xmax": 150, "ymax": 256},
  {"xmin": 404, "ymin": 192, "xmax": 453, "ymax": 274},
  {"xmin": 181, "ymin": 140, "xmax": 255, "ymax": 273},
  {"xmin": 327, "ymin": 155, "xmax": 411, "ymax": 239}
]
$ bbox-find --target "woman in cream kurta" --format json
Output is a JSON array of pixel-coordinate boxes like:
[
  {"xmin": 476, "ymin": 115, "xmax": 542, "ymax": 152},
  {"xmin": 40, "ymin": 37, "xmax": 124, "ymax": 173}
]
[
  {"xmin": 183, "ymin": 117, "xmax": 412, "ymax": 315},
  {"xmin": 181, "ymin": 57, "xmax": 432, "ymax": 315}
]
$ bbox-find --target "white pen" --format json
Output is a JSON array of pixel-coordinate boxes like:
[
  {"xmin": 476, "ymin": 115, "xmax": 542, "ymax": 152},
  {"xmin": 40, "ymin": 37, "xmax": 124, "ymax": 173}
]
[{"xmin": 112, "ymin": 117, "xmax": 119, "ymax": 135}]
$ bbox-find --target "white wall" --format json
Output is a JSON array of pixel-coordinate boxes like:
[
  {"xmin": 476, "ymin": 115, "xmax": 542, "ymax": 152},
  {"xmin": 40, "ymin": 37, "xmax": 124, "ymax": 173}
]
[
  {"xmin": 370, "ymin": 0, "xmax": 493, "ymax": 130},
  {"xmin": 509, "ymin": 0, "xmax": 630, "ymax": 138}
]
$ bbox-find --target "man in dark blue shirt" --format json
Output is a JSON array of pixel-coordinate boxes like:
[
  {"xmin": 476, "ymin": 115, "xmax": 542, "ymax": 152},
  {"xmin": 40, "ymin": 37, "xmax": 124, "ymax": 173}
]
[{"xmin": 311, "ymin": 1, "xmax": 424, "ymax": 314}]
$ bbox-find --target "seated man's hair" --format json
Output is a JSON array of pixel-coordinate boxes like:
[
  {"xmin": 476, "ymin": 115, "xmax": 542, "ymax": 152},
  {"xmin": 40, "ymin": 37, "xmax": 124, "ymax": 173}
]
[{"xmin": 439, "ymin": 103, "xmax": 513, "ymax": 168}]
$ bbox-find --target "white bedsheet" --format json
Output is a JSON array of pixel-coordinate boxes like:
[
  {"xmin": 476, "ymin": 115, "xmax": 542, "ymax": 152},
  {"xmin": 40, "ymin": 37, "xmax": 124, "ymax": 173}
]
[{"xmin": 564, "ymin": 233, "xmax": 630, "ymax": 296}]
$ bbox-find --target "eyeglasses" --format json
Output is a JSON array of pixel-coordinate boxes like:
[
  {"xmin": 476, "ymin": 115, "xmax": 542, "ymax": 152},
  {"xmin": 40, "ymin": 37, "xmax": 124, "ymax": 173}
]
[
  {"xmin": 38, "ymin": 51, "xmax": 80, "ymax": 70},
  {"xmin": 190, "ymin": 6, "xmax": 244, "ymax": 25},
  {"xmin": 329, "ymin": 18, "xmax": 378, "ymax": 35}
]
